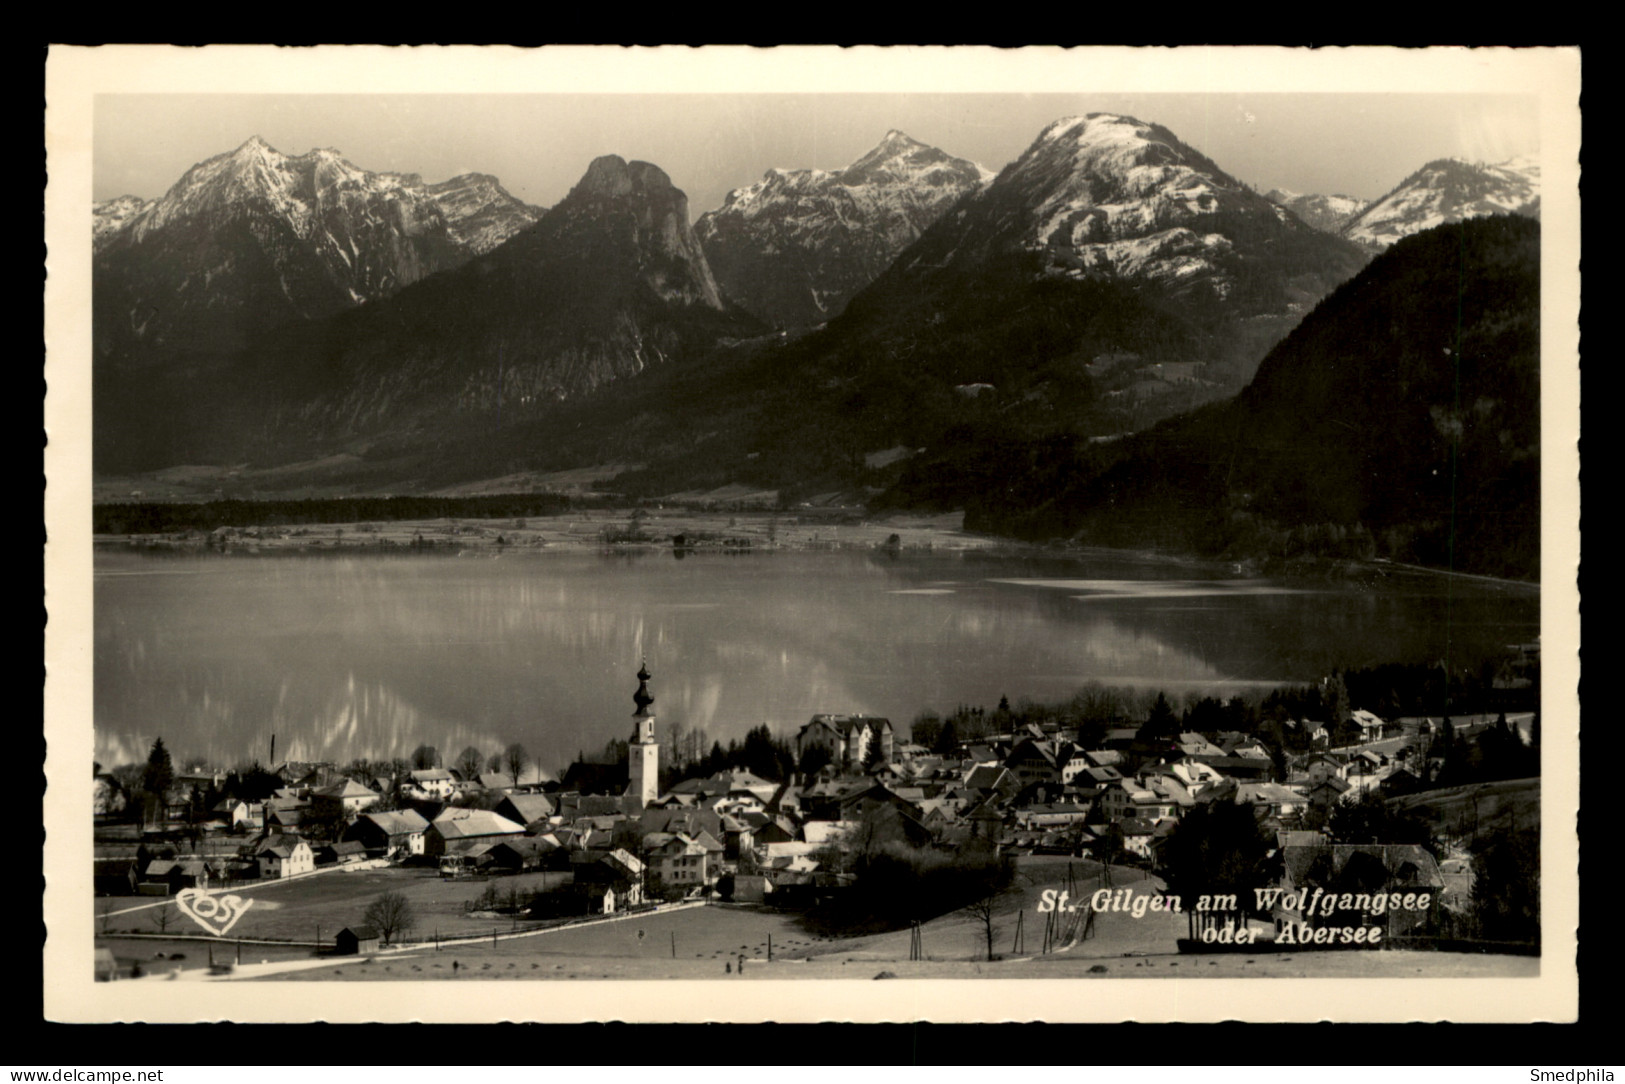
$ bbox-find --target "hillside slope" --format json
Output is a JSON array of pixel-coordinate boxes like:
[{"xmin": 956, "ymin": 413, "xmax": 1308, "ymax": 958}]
[{"xmin": 953, "ymin": 214, "xmax": 1541, "ymax": 580}]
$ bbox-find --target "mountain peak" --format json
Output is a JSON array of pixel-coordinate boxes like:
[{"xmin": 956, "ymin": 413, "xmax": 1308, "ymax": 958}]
[
  {"xmin": 1037, "ymin": 113, "xmax": 1134, "ymax": 142},
  {"xmin": 575, "ymin": 155, "xmax": 632, "ymax": 198},
  {"xmin": 1342, "ymin": 154, "xmax": 1541, "ymax": 251},
  {"xmin": 234, "ymin": 134, "xmax": 278, "ymax": 156},
  {"xmin": 695, "ymin": 130, "xmax": 992, "ymax": 328},
  {"xmin": 571, "ymin": 156, "xmax": 677, "ymax": 202}
]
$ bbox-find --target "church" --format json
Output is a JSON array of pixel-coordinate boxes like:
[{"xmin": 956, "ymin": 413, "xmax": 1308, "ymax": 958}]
[{"xmin": 628, "ymin": 659, "xmax": 660, "ymax": 808}]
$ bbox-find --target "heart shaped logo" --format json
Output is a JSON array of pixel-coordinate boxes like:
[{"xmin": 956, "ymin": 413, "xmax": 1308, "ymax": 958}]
[{"xmin": 174, "ymin": 888, "xmax": 254, "ymax": 937}]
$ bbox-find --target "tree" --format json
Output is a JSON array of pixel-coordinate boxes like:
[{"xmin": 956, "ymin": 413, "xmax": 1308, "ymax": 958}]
[
  {"xmin": 741, "ymin": 724, "xmax": 784, "ymax": 781},
  {"xmin": 143, "ymin": 737, "xmax": 174, "ymax": 801},
  {"xmin": 455, "ymin": 746, "xmax": 485, "ymax": 780},
  {"xmin": 487, "ymin": 751, "xmax": 505, "ymax": 776},
  {"xmin": 141, "ymin": 737, "xmax": 175, "ymax": 825},
  {"xmin": 1159, "ymin": 800, "xmax": 1275, "ymax": 940},
  {"xmin": 862, "ymin": 734, "xmax": 888, "ymax": 774},
  {"xmin": 223, "ymin": 761, "xmax": 283, "ymax": 804},
  {"xmin": 798, "ymin": 743, "xmax": 833, "ymax": 778},
  {"xmin": 411, "ymin": 745, "xmax": 440, "ymax": 771},
  {"xmin": 959, "ymin": 859, "xmax": 1014, "ymax": 962},
  {"xmin": 1322, "ymin": 671, "xmax": 1352, "ymax": 729},
  {"xmin": 910, "ymin": 710, "xmax": 943, "ymax": 751},
  {"xmin": 302, "ymin": 803, "xmax": 350, "ymax": 843},
  {"xmin": 363, "ymin": 890, "xmax": 416, "ymax": 945},
  {"xmin": 1472, "ymin": 823, "xmax": 1539, "ymax": 944},
  {"xmin": 504, "ymin": 743, "xmax": 530, "ymax": 788},
  {"xmin": 1138, "ymin": 692, "xmax": 1180, "ymax": 744},
  {"xmin": 1327, "ymin": 790, "xmax": 1435, "ymax": 850},
  {"xmin": 1432, "ymin": 717, "xmax": 1460, "ymax": 785}
]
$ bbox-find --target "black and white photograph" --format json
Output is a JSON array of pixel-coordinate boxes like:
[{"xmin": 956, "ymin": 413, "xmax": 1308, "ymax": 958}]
[{"xmin": 43, "ymin": 45, "xmax": 1580, "ymax": 1023}]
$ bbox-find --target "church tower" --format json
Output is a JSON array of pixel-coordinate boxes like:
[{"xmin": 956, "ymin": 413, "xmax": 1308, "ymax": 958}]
[{"xmin": 628, "ymin": 659, "xmax": 659, "ymax": 808}]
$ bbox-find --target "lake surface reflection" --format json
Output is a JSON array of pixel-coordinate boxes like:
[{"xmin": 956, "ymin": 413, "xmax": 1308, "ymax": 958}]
[{"xmin": 93, "ymin": 547, "xmax": 1539, "ymax": 773}]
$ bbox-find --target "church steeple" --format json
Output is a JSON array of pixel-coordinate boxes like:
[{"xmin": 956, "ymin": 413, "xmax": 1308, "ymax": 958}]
[
  {"xmin": 633, "ymin": 658, "xmax": 654, "ymax": 717},
  {"xmin": 628, "ymin": 657, "xmax": 659, "ymax": 808}
]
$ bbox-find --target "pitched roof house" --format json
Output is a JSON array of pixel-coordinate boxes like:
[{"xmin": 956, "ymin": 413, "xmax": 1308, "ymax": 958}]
[
  {"xmin": 342, "ymin": 809, "xmax": 431, "ymax": 857},
  {"xmin": 253, "ymin": 836, "xmax": 315, "ymax": 879},
  {"xmin": 311, "ymin": 778, "xmax": 380, "ymax": 818},
  {"xmin": 407, "ymin": 769, "xmax": 456, "ymax": 799},
  {"xmin": 795, "ymin": 714, "xmax": 894, "ymax": 768},
  {"xmin": 494, "ymin": 792, "xmax": 556, "ymax": 828},
  {"xmin": 424, "ymin": 808, "xmax": 526, "ymax": 857}
]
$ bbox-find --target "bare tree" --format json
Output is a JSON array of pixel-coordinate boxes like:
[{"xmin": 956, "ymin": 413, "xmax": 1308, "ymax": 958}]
[
  {"xmin": 504, "ymin": 743, "xmax": 530, "ymax": 788},
  {"xmin": 959, "ymin": 857, "xmax": 1014, "ymax": 962},
  {"xmin": 455, "ymin": 746, "xmax": 485, "ymax": 781},
  {"xmin": 410, "ymin": 745, "xmax": 440, "ymax": 771},
  {"xmin": 486, "ymin": 751, "xmax": 504, "ymax": 776},
  {"xmin": 363, "ymin": 890, "xmax": 416, "ymax": 945},
  {"xmin": 962, "ymin": 892, "xmax": 1000, "ymax": 963},
  {"xmin": 149, "ymin": 902, "xmax": 175, "ymax": 936}
]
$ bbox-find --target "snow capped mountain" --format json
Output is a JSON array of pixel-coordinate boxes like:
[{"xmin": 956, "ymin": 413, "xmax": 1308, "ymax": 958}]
[
  {"xmin": 1264, "ymin": 188, "xmax": 1368, "ymax": 234},
  {"xmin": 878, "ymin": 113, "xmax": 1367, "ymax": 321},
  {"xmin": 424, "ymin": 173, "xmax": 544, "ymax": 255},
  {"xmin": 916, "ymin": 113, "xmax": 1333, "ymax": 299},
  {"xmin": 92, "ymin": 195, "xmax": 152, "ymax": 252},
  {"xmin": 694, "ymin": 130, "xmax": 992, "ymax": 327},
  {"xmin": 95, "ymin": 152, "xmax": 756, "ymax": 475},
  {"xmin": 1340, "ymin": 156, "xmax": 1540, "ymax": 251},
  {"xmin": 93, "ymin": 137, "xmax": 537, "ymax": 359}
]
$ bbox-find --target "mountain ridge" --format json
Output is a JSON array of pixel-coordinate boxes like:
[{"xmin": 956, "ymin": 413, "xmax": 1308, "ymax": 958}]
[
  {"xmin": 950, "ymin": 214, "xmax": 1541, "ymax": 580},
  {"xmin": 94, "ymin": 152, "xmax": 760, "ymax": 473},
  {"xmin": 694, "ymin": 130, "xmax": 992, "ymax": 328},
  {"xmin": 93, "ymin": 137, "xmax": 542, "ymax": 363},
  {"xmin": 1340, "ymin": 155, "xmax": 1539, "ymax": 251}
]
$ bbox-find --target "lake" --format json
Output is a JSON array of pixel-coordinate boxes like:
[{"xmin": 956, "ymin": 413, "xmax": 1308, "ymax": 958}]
[{"xmin": 93, "ymin": 546, "xmax": 1540, "ymax": 774}]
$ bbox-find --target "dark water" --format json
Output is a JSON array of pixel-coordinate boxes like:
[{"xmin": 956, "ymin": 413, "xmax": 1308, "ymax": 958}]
[{"xmin": 93, "ymin": 547, "xmax": 1539, "ymax": 773}]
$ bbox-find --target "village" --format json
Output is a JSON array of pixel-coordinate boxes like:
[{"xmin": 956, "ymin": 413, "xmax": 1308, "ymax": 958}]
[{"xmin": 90, "ymin": 657, "xmax": 1541, "ymax": 982}]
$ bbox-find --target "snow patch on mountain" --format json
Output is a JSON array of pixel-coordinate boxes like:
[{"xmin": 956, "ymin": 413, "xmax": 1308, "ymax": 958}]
[
  {"xmin": 968, "ymin": 113, "xmax": 1322, "ymax": 301},
  {"xmin": 695, "ymin": 130, "xmax": 991, "ymax": 327},
  {"xmin": 1264, "ymin": 189, "xmax": 1368, "ymax": 234},
  {"xmin": 425, "ymin": 173, "xmax": 544, "ymax": 254},
  {"xmin": 1341, "ymin": 156, "xmax": 1540, "ymax": 251},
  {"xmin": 92, "ymin": 195, "xmax": 152, "ymax": 252}
]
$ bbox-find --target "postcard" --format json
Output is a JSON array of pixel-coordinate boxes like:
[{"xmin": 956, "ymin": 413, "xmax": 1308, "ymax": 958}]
[{"xmin": 44, "ymin": 44, "xmax": 1580, "ymax": 1023}]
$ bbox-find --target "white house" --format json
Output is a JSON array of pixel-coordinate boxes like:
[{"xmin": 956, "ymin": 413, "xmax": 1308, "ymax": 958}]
[
  {"xmin": 311, "ymin": 778, "xmax": 381, "ymax": 818},
  {"xmin": 649, "ymin": 835, "xmax": 709, "ymax": 889},
  {"xmin": 407, "ymin": 769, "xmax": 456, "ymax": 800},
  {"xmin": 1351, "ymin": 709, "xmax": 1386, "ymax": 743},
  {"xmin": 255, "ymin": 836, "xmax": 315, "ymax": 878}
]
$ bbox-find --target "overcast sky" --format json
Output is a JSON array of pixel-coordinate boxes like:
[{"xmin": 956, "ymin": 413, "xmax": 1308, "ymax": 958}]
[{"xmin": 94, "ymin": 91, "xmax": 1540, "ymax": 216}]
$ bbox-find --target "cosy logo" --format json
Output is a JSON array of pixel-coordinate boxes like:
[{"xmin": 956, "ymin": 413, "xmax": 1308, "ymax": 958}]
[{"xmin": 173, "ymin": 888, "xmax": 253, "ymax": 936}]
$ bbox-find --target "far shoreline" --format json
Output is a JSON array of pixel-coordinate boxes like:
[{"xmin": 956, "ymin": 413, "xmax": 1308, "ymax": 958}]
[{"xmin": 91, "ymin": 504, "xmax": 1540, "ymax": 593}]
